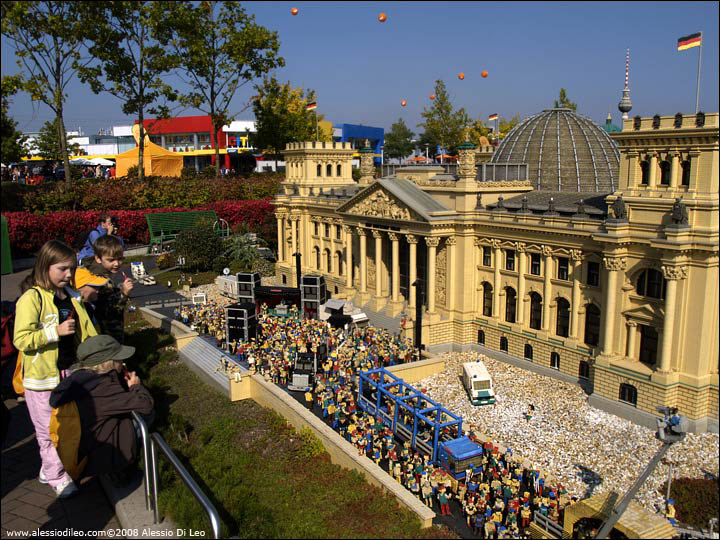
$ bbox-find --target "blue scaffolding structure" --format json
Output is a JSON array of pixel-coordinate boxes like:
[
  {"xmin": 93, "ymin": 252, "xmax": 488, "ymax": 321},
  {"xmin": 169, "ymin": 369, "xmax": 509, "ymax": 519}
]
[{"xmin": 357, "ymin": 368, "xmax": 463, "ymax": 461}]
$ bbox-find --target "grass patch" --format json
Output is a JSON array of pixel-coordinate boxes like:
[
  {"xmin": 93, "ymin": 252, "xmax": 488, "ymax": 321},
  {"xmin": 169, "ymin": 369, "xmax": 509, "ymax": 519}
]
[
  {"xmin": 125, "ymin": 315, "xmax": 455, "ymax": 539},
  {"xmin": 662, "ymin": 477, "xmax": 719, "ymax": 529}
]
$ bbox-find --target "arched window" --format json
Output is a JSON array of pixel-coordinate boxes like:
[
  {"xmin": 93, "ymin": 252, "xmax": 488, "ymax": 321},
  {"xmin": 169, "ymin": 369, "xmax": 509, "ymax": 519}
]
[
  {"xmin": 550, "ymin": 352, "xmax": 560, "ymax": 370},
  {"xmin": 556, "ymin": 298, "xmax": 570, "ymax": 337},
  {"xmin": 619, "ymin": 383, "xmax": 637, "ymax": 406},
  {"xmin": 477, "ymin": 330, "xmax": 485, "ymax": 345},
  {"xmin": 483, "ymin": 283, "xmax": 493, "ymax": 317},
  {"xmin": 282, "ymin": 274, "xmax": 287, "ymax": 284},
  {"xmin": 337, "ymin": 164, "xmax": 342, "ymax": 176},
  {"xmin": 314, "ymin": 247, "xmax": 321, "ymax": 269},
  {"xmin": 681, "ymin": 160, "xmax": 691, "ymax": 186},
  {"xmin": 500, "ymin": 336, "xmax": 508, "ymax": 352},
  {"xmin": 584, "ymin": 304, "xmax": 601, "ymax": 347},
  {"xmin": 326, "ymin": 163, "xmax": 332, "ymax": 177},
  {"xmin": 524, "ymin": 344, "xmax": 533, "ymax": 361},
  {"xmin": 579, "ymin": 360, "xmax": 590, "ymax": 379},
  {"xmin": 636, "ymin": 269, "xmax": 666, "ymax": 299},
  {"xmin": 505, "ymin": 287, "xmax": 517, "ymax": 323},
  {"xmin": 325, "ymin": 249, "xmax": 332, "ymax": 271},
  {"xmin": 659, "ymin": 160, "xmax": 671, "ymax": 185},
  {"xmin": 317, "ymin": 163, "xmax": 322, "ymax": 177},
  {"xmin": 336, "ymin": 251, "xmax": 344, "ymax": 276},
  {"xmin": 529, "ymin": 292, "xmax": 542, "ymax": 330},
  {"xmin": 640, "ymin": 160, "xmax": 650, "ymax": 185}
]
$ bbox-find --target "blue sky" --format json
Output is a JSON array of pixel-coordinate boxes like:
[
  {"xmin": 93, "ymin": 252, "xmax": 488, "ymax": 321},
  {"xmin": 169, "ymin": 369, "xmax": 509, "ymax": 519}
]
[{"xmin": 2, "ymin": 1, "xmax": 718, "ymax": 137}]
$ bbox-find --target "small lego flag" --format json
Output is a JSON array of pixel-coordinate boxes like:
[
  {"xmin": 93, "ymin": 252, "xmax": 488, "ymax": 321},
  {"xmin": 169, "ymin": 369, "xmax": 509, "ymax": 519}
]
[
  {"xmin": 677, "ymin": 32, "xmax": 701, "ymax": 51},
  {"xmin": 306, "ymin": 102, "xmax": 317, "ymax": 111},
  {"xmin": 488, "ymin": 113, "xmax": 498, "ymax": 122}
]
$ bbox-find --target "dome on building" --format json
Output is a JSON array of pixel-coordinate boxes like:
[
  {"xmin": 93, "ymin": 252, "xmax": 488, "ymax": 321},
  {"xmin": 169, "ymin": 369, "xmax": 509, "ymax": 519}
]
[{"xmin": 491, "ymin": 108, "xmax": 620, "ymax": 193}]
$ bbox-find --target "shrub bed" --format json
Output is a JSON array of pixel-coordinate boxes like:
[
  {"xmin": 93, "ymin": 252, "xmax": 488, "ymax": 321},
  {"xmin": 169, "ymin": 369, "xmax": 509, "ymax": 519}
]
[
  {"xmin": 662, "ymin": 477, "xmax": 719, "ymax": 529},
  {"xmin": 2, "ymin": 199, "xmax": 275, "ymax": 256}
]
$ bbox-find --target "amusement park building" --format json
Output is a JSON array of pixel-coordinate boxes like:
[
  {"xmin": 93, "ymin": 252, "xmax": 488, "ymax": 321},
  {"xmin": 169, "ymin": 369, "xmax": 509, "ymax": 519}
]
[{"xmin": 272, "ymin": 109, "xmax": 719, "ymax": 432}]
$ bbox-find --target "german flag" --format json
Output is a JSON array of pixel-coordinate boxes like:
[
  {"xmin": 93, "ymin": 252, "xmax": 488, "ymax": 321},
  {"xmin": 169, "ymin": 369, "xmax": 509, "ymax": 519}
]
[
  {"xmin": 306, "ymin": 102, "xmax": 317, "ymax": 111},
  {"xmin": 677, "ymin": 32, "xmax": 701, "ymax": 51}
]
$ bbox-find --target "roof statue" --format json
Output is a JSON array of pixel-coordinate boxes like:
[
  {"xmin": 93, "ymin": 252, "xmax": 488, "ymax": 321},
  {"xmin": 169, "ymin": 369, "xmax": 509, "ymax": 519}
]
[
  {"xmin": 610, "ymin": 195, "xmax": 628, "ymax": 221},
  {"xmin": 670, "ymin": 198, "xmax": 689, "ymax": 227}
]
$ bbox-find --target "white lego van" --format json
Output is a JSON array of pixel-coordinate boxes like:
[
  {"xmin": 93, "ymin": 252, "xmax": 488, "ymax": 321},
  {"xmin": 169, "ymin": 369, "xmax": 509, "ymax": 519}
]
[{"xmin": 462, "ymin": 360, "xmax": 496, "ymax": 405}]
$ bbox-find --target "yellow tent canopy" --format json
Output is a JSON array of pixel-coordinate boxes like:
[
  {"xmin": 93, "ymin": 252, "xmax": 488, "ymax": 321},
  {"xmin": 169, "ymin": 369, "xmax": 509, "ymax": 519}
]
[{"xmin": 115, "ymin": 141, "xmax": 183, "ymax": 178}]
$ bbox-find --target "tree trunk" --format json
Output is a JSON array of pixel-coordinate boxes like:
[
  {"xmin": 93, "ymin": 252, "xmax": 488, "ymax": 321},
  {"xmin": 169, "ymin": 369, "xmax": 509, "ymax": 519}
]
[
  {"xmin": 213, "ymin": 121, "xmax": 220, "ymax": 176},
  {"xmin": 138, "ymin": 110, "xmax": 145, "ymax": 183},
  {"xmin": 57, "ymin": 112, "xmax": 72, "ymax": 185}
]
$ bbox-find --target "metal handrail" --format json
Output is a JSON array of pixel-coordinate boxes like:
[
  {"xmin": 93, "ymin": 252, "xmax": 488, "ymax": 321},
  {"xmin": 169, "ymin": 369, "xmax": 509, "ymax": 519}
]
[
  {"xmin": 533, "ymin": 512, "xmax": 564, "ymax": 538},
  {"xmin": 131, "ymin": 411, "xmax": 153, "ymax": 511},
  {"xmin": 150, "ymin": 432, "xmax": 222, "ymax": 539}
]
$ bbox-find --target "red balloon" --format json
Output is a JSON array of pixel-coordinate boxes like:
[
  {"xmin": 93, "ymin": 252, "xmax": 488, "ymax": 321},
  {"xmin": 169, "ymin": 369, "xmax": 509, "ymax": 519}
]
[
  {"xmin": 458, "ymin": 72, "xmax": 465, "ymax": 80},
  {"xmin": 401, "ymin": 100, "xmax": 407, "ymax": 107},
  {"xmin": 291, "ymin": 7, "xmax": 298, "ymax": 15},
  {"xmin": 378, "ymin": 13, "xmax": 387, "ymax": 22},
  {"xmin": 481, "ymin": 70, "xmax": 488, "ymax": 78},
  {"xmin": 430, "ymin": 94, "xmax": 436, "ymax": 100}
]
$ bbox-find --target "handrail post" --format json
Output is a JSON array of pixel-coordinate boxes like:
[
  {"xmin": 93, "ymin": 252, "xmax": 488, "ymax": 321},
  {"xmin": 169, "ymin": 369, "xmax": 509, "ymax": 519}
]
[
  {"xmin": 131, "ymin": 411, "xmax": 153, "ymax": 511},
  {"xmin": 150, "ymin": 437, "xmax": 160, "ymax": 524}
]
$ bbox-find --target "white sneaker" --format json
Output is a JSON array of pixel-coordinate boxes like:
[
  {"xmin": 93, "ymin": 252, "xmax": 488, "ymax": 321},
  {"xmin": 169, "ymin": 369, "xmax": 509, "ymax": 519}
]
[
  {"xmin": 53, "ymin": 478, "xmax": 78, "ymax": 499},
  {"xmin": 38, "ymin": 470, "xmax": 49, "ymax": 484}
]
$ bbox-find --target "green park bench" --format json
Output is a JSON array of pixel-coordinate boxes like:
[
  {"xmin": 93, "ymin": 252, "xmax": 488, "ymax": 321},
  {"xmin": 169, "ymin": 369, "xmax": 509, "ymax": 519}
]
[{"xmin": 145, "ymin": 210, "xmax": 229, "ymax": 252}]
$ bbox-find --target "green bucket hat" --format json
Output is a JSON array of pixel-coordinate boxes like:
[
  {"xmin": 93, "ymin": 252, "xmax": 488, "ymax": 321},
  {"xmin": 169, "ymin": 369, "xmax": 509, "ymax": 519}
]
[{"xmin": 73, "ymin": 335, "xmax": 135, "ymax": 370}]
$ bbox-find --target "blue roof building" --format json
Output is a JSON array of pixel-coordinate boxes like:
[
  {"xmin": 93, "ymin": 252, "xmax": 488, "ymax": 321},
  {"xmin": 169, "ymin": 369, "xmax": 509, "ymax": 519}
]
[{"xmin": 333, "ymin": 123, "xmax": 384, "ymax": 164}]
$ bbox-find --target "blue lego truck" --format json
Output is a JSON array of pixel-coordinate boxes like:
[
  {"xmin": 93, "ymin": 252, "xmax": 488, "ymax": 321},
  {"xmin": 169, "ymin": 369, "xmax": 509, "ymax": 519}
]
[{"xmin": 437, "ymin": 436, "xmax": 485, "ymax": 482}]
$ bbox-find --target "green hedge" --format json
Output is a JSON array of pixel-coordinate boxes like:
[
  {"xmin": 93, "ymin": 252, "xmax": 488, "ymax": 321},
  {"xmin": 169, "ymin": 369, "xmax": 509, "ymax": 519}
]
[{"xmin": 662, "ymin": 477, "xmax": 719, "ymax": 529}]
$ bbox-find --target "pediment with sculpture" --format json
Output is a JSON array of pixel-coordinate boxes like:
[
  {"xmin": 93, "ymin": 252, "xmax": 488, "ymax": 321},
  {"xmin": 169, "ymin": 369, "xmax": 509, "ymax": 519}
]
[{"xmin": 339, "ymin": 186, "xmax": 422, "ymax": 222}]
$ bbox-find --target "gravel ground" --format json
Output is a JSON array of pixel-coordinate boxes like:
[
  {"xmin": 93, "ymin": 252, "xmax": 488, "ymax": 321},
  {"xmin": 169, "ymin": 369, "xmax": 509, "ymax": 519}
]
[{"xmin": 417, "ymin": 351, "xmax": 719, "ymax": 514}]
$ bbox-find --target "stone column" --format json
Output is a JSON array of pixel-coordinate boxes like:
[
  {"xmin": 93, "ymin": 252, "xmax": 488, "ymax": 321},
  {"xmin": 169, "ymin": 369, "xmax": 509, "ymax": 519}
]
[
  {"xmin": 407, "ymin": 235, "xmax": 418, "ymax": 310},
  {"xmin": 426, "ymin": 237, "xmax": 440, "ymax": 313},
  {"xmin": 276, "ymin": 215, "xmax": 284, "ymax": 263},
  {"xmin": 290, "ymin": 216, "xmax": 298, "ymax": 257},
  {"xmin": 570, "ymin": 250, "xmax": 583, "ymax": 338},
  {"xmin": 601, "ymin": 256, "xmax": 627, "ymax": 355},
  {"xmin": 648, "ymin": 152, "xmax": 658, "ymax": 188},
  {"xmin": 659, "ymin": 265, "xmax": 687, "ymax": 372},
  {"xmin": 542, "ymin": 246, "xmax": 553, "ymax": 331},
  {"xmin": 344, "ymin": 226, "xmax": 353, "ymax": 288},
  {"xmin": 516, "ymin": 243, "xmax": 526, "ymax": 325},
  {"xmin": 318, "ymin": 221, "xmax": 325, "ymax": 271},
  {"xmin": 626, "ymin": 321, "xmax": 638, "ymax": 359},
  {"xmin": 373, "ymin": 230, "xmax": 384, "ymax": 298},
  {"xmin": 669, "ymin": 152, "xmax": 680, "ymax": 188},
  {"xmin": 389, "ymin": 233, "xmax": 400, "ymax": 303},
  {"xmin": 358, "ymin": 228, "xmax": 367, "ymax": 294},
  {"xmin": 493, "ymin": 240, "xmax": 502, "ymax": 318},
  {"xmin": 446, "ymin": 237, "xmax": 457, "ymax": 312}
]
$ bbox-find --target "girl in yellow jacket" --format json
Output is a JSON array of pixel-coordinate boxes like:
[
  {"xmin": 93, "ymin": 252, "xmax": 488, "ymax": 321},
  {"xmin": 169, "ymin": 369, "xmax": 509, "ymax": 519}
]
[{"xmin": 13, "ymin": 240, "xmax": 97, "ymax": 499}]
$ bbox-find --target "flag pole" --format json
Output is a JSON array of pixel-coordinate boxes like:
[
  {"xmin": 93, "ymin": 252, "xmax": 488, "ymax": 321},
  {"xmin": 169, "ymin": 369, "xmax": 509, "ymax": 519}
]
[
  {"xmin": 695, "ymin": 33, "xmax": 702, "ymax": 113},
  {"xmin": 315, "ymin": 109, "xmax": 319, "ymax": 141}
]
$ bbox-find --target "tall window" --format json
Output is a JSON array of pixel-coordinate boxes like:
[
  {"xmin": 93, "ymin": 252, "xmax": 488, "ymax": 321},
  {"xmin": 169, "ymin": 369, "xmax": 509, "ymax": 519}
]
[
  {"xmin": 336, "ymin": 251, "xmax": 344, "ymax": 275},
  {"xmin": 336, "ymin": 226, "xmax": 341, "ymax": 240},
  {"xmin": 483, "ymin": 247, "xmax": 492, "ymax": 267},
  {"xmin": 579, "ymin": 360, "xmax": 590, "ymax": 380},
  {"xmin": 314, "ymin": 247, "xmax": 320, "ymax": 269},
  {"xmin": 524, "ymin": 344, "xmax": 533, "ymax": 361},
  {"xmin": 336, "ymin": 164, "xmax": 342, "ymax": 176},
  {"xmin": 550, "ymin": 352, "xmax": 560, "ymax": 370},
  {"xmin": 326, "ymin": 164, "xmax": 332, "ymax": 177},
  {"xmin": 584, "ymin": 304, "xmax": 601, "ymax": 347},
  {"xmin": 326, "ymin": 249, "xmax": 332, "ymax": 271},
  {"xmin": 483, "ymin": 283, "xmax": 493, "ymax": 317},
  {"xmin": 324, "ymin": 223, "xmax": 330, "ymax": 237},
  {"xmin": 639, "ymin": 325, "xmax": 659, "ymax": 367},
  {"xmin": 619, "ymin": 384, "xmax": 638, "ymax": 406},
  {"xmin": 636, "ymin": 269, "xmax": 666, "ymax": 299},
  {"xmin": 477, "ymin": 330, "xmax": 485, "ymax": 345},
  {"xmin": 530, "ymin": 254, "xmax": 541, "ymax": 275},
  {"xmin": 505, "ymin": 288, "xmax": 517, "ymax": 323},
  {"xmin": 556, "ymin": 298, "xmax": 570, "ymax": 337},
  {"xmin": 500, "ymin": 336, "xmax": 508, "ymax": 352},
  {"xmin": 681, "ymin": 160, "xmax": 691, "ymax": 186},
  {"xmin": 557, "ymin": 257, "xmax": 569, "ymax": 280},
  {"xmin": 314, "ymin": 222, "xmax": 319, "ymax": 235},
  {"xmin": 529, "ymin": 292, "xmax": 542, "ymax": 330},
  {"xmin": 587, "ymin": 262, "xmax": 600, "ymax": 287},
  {"xmin": 506, "ymin": 250, "xmax": 516, "ymax": 271},
  {"xmin": 640, "ymin": 160, "xmax": 650, "ymax": 185},
  {"xmin": 317, "ymin": 164, "xmax": 322, "ymax": 177},
  {"xmin": 660, "ymin": 160, "xmax": 671, "ymax": 185}
]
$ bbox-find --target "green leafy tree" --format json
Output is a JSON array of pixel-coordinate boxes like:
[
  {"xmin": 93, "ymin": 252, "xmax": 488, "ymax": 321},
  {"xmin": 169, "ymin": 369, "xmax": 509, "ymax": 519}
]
[
  {"xmin": 252, "ymin": 76, "xmax": 329, "ymax": 167},
  {"xmin": 1, "ymin": 74, "xmax": 27, "ymax": 163},
  {"xmin": 383, "ymin": 118, "xmax": 414, "ymax": 162},
  {"xmin": 164, "ymin": 1, "xmax": 284, "ymax": 171},
  {"xmin": 417, "ymin": 79, "xmax": 469, "ymax": 157},
  {"xmin": 32, "ymin": 119, "xmax": 80, "ymax": 160},
  {"xmin": 174, "ymin": 222, "xmax": 224, "ymax": 272},
  {"xmin": 77, "ymin": 1, "xmax": 180, "ymax": 183},
  {"xmin": 554, "ymin": 88, "xmax": 577, "ymax": 110},
  {"xmin": 468, "ymin": 113, "xmax": 520, "ymax": 146},
  {"xmin": 1, "ymin": 1, "xmax": 97, "ymax": 182}
]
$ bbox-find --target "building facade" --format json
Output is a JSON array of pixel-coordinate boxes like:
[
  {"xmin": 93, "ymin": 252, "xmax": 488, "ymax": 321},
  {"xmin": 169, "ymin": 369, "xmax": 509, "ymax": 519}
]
[{"xmin": 274, "ymin": 111, "xmax": 718, "ymax": 431}]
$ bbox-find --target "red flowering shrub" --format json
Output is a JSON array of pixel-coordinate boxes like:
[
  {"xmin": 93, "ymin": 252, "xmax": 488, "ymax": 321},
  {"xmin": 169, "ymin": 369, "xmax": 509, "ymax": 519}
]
[{"xmin": 2, "ymin": 199, "xmax": 275, "ymax": 256}]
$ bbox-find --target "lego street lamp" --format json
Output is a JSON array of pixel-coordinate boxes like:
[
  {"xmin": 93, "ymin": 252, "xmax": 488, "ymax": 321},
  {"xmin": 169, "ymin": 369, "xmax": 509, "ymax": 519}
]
[{"xmin": 412, "ymin": 279, "xmax": 424, "ymax": 352}]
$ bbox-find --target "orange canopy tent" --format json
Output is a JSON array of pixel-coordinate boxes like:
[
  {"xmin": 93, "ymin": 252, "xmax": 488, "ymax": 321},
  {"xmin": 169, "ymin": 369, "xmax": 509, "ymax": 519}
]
[
  {"xmin": 115, "ymin": 141, "xmax": 183, "ymax": 178},
  {"xmin": 406, "ymin": 156, "xmax": 433, "ymax": 163}
]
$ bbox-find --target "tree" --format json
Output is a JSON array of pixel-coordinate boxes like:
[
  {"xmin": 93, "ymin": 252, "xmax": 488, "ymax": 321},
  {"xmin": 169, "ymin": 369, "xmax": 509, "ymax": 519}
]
[
  {"xmin": 78, "ymin": 2, "xmax": 179, "ymax": 183},
  {"xmin": 383, "ymin": 118, "xmax": 414, "ymax": 162},
  {"xmin": 1, "ymin": 74, "xmax": 27, "ymax": 164},
  {"xmin": 164, "ymin": 1, "xmax": 284, "ymax": 171},
  {"xmin": 468, "ymin": 113, "xmax": 520, "ymax": 146},
  {"xmin": 417, "ymin": 79, "xmax": 469, "ymax": 157},
  {"xmin": 252, "ymin": 76, "xmax": 329, "ymax": 166},
  {"xmin": 32, "ymin": 119, "xmax": 80, "ymax": 161},
  {"xmin": 1, "ymin": 1, "xmax": 96, "ymax": 182},
  {"xmin": 554, "ymin": 88, "xmax": 577, "ymax": 110}
]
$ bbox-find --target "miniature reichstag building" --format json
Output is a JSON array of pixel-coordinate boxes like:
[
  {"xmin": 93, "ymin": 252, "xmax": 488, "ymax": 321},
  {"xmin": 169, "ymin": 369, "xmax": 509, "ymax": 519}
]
[{"xmin": 273, "ymin": 110, "xmax": 719, "ymax": 432}]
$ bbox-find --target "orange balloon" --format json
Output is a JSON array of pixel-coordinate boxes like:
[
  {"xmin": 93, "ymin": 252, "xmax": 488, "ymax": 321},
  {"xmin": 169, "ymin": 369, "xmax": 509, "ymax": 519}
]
[
  {"xmin": 430, "ymin": 94, "xmax": 436, "ymax": 100},
  {"xmin": 291, "ymin": 7, "xmax": 298, "ymax": 15},
  {"xmin": 458, "ymin": 72, "xmax": 465, "ymax": 80},
  {"xmin": 481, "ymin": 70, "xmax": 488, "ymax": 78},
  {"xmin": 401, "ymin": 100, "xmax": 407, "ymax": 107},
  {"xmin": 378, "ymin": 13, "xmax": 387, "ymax": 22}
]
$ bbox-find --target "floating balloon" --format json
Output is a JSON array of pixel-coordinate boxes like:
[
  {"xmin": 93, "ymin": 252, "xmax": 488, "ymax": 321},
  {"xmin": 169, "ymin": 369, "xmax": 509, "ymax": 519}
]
[
  {"xmin": 378, "ymin": 13, "xmax": 387, "ymax": 22},
  {"xmin": 291, "ymin": 7, "xmax": 298, "ymax": 15},
  {"xmin": 458, "ymin": 72, "xmax": 465, "ymax": 80},
  {"xmin": 430, "ymin": 94, "xmax": 436, "ymax": 100},
  {"xmin": 481, "ymin": 70, "xmax": 488, "ymax": 78},
  {"xmin": 401, "ymin": 100, "xmax": 407, "ymax": 107}
]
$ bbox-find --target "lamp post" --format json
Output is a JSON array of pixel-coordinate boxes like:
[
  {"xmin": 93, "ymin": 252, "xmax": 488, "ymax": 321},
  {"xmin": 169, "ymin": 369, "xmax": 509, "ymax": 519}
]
[
  {"xmin": 424, "ymin": 144, "xmax": 429, "ymax": 163},
  {"xmin": 413, "ymin": 279, "xmax": 424, "ymax": 352}
]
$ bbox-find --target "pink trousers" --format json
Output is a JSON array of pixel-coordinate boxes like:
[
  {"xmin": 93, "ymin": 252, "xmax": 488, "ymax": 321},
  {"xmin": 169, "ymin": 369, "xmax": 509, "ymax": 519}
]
[{"xmin": 24, "ymin": 389, "xmax": 72, "ymax": 488}]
